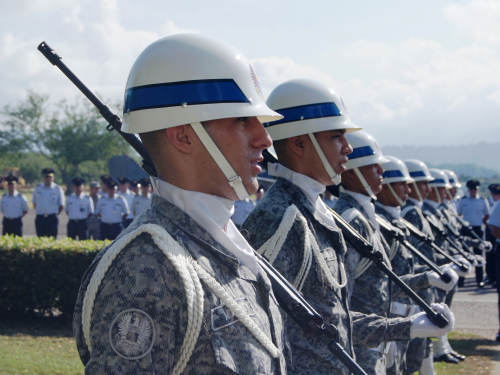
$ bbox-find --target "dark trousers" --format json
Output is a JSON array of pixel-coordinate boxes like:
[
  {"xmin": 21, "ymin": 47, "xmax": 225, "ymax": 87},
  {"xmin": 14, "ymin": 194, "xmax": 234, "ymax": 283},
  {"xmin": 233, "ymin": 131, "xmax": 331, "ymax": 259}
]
[
  {"xmin": 67, "ymin": 219, "xmax": 88, "ymax": 240},
  {"xmin": 100, "ymin": 222, "xmax": 123, "ymax": 241},
  {"xmin": 35, "ymin": 214, "xmax": 58, "ymax": 238},
  {"xmin": 122, "ymin": 218, "xmax": 133, "ymax": 229},
  {"xmin": 3, "ymin": 217, "xmax": 23, "ymax": 236},
  {"xmin": 462, "ymin": 225, "xmax": 483, "ymax": 283},
  {"xmin": 495, "ymin": 242, "xmax": 500, "ymax": 327}
]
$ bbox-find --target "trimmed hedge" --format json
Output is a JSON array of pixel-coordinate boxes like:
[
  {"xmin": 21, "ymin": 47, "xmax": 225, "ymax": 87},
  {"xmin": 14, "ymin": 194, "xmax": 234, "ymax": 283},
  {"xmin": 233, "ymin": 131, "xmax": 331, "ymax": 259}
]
[{"xmin": 0, "ymin": 235, "xmax": 110, "ymax": 318}]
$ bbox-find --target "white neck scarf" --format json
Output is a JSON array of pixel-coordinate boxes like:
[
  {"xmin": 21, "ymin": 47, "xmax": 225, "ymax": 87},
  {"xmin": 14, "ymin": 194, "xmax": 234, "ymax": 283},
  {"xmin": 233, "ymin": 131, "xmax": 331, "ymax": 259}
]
[
  {"xmin": 376, "ymin": 202, "xmax": 401, "ymax": 220},
  {"xmin": 267, "ymin": 163, "xmax": 337, "ymax": 228},
  {"xmin": 153, "ymin": 178, "xmax": 258, "ymax": 275},
  {"xmin": 424, "ymin": 198, "xmax": 440, "ymax": 210},
  {"xmin": 408, "ymin": 197, "xmax": 423, "ymax": 209},
  {"xmin": 344, "ymin": 189, "xmax": 380, "ymax": 231}
]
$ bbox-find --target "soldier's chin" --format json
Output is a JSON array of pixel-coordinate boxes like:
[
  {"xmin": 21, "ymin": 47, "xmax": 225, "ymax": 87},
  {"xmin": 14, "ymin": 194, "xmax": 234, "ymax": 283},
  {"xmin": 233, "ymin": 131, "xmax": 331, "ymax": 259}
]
[{"xmin": 244, "ymin": 177, "xmax": 259, "ymax": 196}]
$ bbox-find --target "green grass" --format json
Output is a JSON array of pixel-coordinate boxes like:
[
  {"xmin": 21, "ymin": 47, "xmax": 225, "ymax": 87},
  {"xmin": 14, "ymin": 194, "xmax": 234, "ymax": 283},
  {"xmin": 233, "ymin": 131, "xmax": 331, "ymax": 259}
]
[
  {"xmin": 0, "ymin": 320, "xmax": 83, "ymax": 375},
  {"xmin": 433, "ymin": 331, "xmax": 498, "ymax": 375}
]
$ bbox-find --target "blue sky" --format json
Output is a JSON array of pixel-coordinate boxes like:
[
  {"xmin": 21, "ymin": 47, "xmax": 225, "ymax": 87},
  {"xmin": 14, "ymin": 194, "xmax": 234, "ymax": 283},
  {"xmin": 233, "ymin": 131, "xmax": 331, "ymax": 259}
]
[{"xmin": 1, "ymin": 0, "xmax": 499, "ymax": 146}]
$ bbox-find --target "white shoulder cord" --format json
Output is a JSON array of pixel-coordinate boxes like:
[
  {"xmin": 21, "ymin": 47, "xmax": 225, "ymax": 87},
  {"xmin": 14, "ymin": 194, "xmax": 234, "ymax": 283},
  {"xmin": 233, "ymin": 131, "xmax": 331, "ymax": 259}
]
[
  {"xmin": 341, "ymin": 208, "xmax": 392, "ymax": 278},
  {"xmin": 257, "ymin": 205, "xmax": 347, "ymax": 292},
  {"xmin": 190, "ymin": 122, "xmax": 249, "ymax": 200},
  {"xmin": 82, "ymin": 224, "xmax": 280, "ymax": 375}
]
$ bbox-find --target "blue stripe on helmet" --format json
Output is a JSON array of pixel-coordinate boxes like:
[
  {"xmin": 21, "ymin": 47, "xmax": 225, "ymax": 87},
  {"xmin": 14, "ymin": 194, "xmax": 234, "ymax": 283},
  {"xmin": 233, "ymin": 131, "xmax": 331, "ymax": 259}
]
[
  {"xmin": 449, "ymin": 178, "xmax": 455, "ymax": 183},
  {"xmin": 124, "ymin": 79, "xmax": 249, "ymax": 113},
  {"xmin": 383, "ymin": 170, "xmax": 405, "ymax": 179},
  {"xmin": 348, "ymin": 146, "xmax": 375, "ymax": 160},
  {"xmin": 263, "ymin": 102, "xmax": 341, "ymax": 127},
  {"xmin": 430, "ymin": 179, "xmax": 446, "ymax": 184},
  {"xmin": 409, "ymin": 171, "xmax": 426, "ymax": 178}
]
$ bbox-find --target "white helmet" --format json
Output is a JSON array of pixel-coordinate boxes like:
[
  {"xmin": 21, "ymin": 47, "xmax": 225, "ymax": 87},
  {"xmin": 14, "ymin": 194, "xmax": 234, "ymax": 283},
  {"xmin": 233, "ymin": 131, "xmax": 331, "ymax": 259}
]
[
  {"xmin": 442, "ymin": 169, "xmax": 461, "ymax": 188},
  {"xmin": 122, "ymin": 34, "xmax": 282, "ymax": 200},
  {"xmin": 344, "ymin": 130, "xmax": 389, "ymax": 199},
  {"xmin": 381, "ymin": 156, "xmax": 414, "ymax": 206},
  {"xmin": 404, "ymin": 159, "xmax": 434, "ymax": 202},
  {"xmin": 404, "ymin": 159, "xmax": 434, "ymax": 182},
  {"xmin": 264, "ymin": 79, "xmax": 360, "ymax": 185},
  {"xmin": 428, "ymin": 168, "xmax": 451, "ymax": 204}
]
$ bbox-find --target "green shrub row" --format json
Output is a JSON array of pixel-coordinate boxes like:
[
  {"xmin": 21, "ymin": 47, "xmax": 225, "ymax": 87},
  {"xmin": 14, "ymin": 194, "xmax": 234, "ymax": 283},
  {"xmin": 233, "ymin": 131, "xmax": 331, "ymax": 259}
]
[{"xmin": 0, "ymin": 235, "xmax": 110, "ymax": 318}]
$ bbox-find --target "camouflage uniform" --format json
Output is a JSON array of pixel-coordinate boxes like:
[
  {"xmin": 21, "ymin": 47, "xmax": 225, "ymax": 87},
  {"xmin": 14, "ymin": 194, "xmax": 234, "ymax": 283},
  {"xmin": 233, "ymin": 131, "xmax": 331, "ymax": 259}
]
[
  {"xmin": 73, "ymin": 195, "xmax": 287, "ymax": 375},
  {"xmin": 400, "ymin": 198, "xmax": 443, "ymax": 374},
  {"xmin": 375, "ymin": 204, "xmax": 431, "ymax": 375},
  {"xmin": 334, "ymin": 193, "xmax": 430, "ymax": 375},
  {"xmin": 242, "ymin": 178, "xmax": 354, "ymax": 375}
]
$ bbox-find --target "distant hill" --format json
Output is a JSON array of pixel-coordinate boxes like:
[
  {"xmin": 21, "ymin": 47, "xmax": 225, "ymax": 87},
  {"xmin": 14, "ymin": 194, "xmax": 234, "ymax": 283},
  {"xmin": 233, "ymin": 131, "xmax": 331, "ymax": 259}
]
[{"xmin": 383, "ymin": 142, "xmax": 500, "ymax": 177}]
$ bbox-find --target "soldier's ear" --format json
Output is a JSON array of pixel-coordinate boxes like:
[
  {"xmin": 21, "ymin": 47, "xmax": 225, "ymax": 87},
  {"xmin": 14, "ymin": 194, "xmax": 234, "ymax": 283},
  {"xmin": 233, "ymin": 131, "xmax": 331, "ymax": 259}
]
[
  {"xmin": 166, "ymin": 125, "xmax": 193, "ymax": 154},
  {"xmin": 288, "ymin": 135, "xmax": 306, "ymax": 156}
]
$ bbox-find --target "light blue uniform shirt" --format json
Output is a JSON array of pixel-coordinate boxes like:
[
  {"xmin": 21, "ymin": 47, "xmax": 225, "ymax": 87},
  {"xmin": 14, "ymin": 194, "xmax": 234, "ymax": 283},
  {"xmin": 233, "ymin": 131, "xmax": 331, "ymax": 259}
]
[
  {"xmin": 95, "ymin": 195, "xmax": 129, "ymax": 224},
  {"xmin": 32, "ymin": 182, "xmax": 65, "ymax": 215},
  {"xmin": 457, "ymin": 194, "xmax": 490, "ymax": 226},
  {"xmin": 489, "ymin": 201, "xmax": 500, "ymax": 228},
  {"xmin": 65, "ymin": 193, "xmax": 94, "ymax": 220},
  {"xmin": 1, "ymin": 191, "xmax": 29, "ymax": 218},
  {"xmin": 118, "ymin": 189, "xmax": 135, "ymax": 219},
  {"xmin": 132, "ymin": 193, "xmax": 151, "ymax": 217}
]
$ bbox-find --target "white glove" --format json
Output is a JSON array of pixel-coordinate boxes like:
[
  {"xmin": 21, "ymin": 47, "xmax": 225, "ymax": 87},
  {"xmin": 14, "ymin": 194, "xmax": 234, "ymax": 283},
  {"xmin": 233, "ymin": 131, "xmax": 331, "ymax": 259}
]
[
  {"xmin": 427, "ymin": 268, "xmax": 458, "ymax": 291},
  {"xmin": 475, "ymin": 254, "xmax": 486, "ymax": 267},
  {"xmin": 453, "ymin": 255, "xmax": 472, "ymax": 269},
  {"xmin": 442, "ymin": 262, "xmax": 471, "ymax": 277},
  {"xmin": 480, "ymin": 241, "xmax": 493, "ymax": 252},
  {"xmin": 410, "ymin": 303, "xmax": 455, "ymax": 339}
]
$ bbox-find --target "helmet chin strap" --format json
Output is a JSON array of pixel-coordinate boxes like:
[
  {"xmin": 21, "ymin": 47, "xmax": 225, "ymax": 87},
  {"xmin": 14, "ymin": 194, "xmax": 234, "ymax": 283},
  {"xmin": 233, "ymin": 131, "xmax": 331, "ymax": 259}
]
[
  {"xmin": 446, "ymin": 189, "xmax": 454, "ymax": 201},
  {"xmin": 353, "ymin": 167, "xmax": 377, "ymax": 200},
  {"xmin": 434, "ymin": 187, "xmax": 442, "ymax": 204},
  {"xmin": 307, "ymin": 133, "xmax": 342, "ymax": 185},
  {"xmin": 191, "ymin": 122, "xmax": 249, "ymax": 201},
  {"xmin": 387, "ymin": 183, "xmax": 404, "ymax": 206},
  {"xmin": 413, "ymin": 182, "xmax": 423, "ymax": 202}
]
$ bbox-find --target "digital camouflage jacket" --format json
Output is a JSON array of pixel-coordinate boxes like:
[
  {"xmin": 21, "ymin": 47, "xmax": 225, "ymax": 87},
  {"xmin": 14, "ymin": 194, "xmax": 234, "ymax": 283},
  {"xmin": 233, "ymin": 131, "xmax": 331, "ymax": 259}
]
[
  {"xmin": 73, "ymin": 195, "xmax": 287, "ymax": 375},
  {"xmin": 242, "ymin": 178, "xmax": 353, "ymax": 375}
]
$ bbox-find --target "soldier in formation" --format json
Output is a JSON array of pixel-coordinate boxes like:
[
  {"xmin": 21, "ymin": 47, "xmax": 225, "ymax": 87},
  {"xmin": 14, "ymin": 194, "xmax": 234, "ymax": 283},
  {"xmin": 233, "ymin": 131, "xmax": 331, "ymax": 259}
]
[
  {"xmin": 95, "ymin": 179, "xmax": 129, "ymax": 240},
  {"xmin": 87, "ymin": 181, "xmax": 101, "ymax": 240},
  {"xmin": 1, "ymin": 175, "xmax": 29, "ymax": 236},
  {"xmin": 132, "ymin": 177, "xmax": 152, "ymax": 217},
  {"xmin": 74, "ymin": 34, "xmax": 287, "ymax": 375},
  {"xmin": 32, "ymin": 168, "xmax": 65, "ymax": 238},
  {"xmin": 65, "ymin": 177, "xmax": 94, "ymax": 240},
  {"xmin": 118, "ymin": 176, "xmax": 135, "ymax": 228}
]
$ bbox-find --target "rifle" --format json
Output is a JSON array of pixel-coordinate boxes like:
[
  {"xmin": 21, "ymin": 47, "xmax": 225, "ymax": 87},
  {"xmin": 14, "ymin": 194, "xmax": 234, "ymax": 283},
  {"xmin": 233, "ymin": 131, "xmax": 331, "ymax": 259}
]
[
  {"xmin": 422, "ymin": 213, "xmax": 478, "ymax": 264},
  {"xmin": 38, "ymin": 41, "xmax": 367, "ymax": 375},
  {"xmin": 261, "ymin": 151, "xmax": 449, "ymax": 329},
  {"xmin": 375, "ymin": 216, "xmax": 452, "ymax": 283},
  {"xmin": 450, "ymin": 211, "xmax": 486, "ymax": 244},
  {"xmin": 399, "ymin": 218, "xmax": 469, "ymax": 273}
]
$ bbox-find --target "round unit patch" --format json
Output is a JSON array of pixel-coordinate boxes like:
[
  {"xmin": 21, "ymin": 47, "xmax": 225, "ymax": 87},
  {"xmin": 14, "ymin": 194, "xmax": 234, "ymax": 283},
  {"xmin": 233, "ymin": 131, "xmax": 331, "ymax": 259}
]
[
  {"xmin": 346, "ymin": 250, "xmax": 360, "ymax": 272},
  {"xmin": 109, "ymin": 309, "xmax": 155, "ymax": 360}
]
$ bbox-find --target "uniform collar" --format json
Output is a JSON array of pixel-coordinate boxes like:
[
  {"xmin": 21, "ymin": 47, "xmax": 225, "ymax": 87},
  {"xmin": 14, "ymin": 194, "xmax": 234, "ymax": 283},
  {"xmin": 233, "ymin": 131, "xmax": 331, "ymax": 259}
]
[
  {"xmin": 120, "ymin": 189, "xmax": 132, "ymax": 195},
  {"xmin": 375, "ymin": 201, "xmax": 401, "ymax": 220},
  {"xmin": 71, "ymin": 192, "xmax": 85, "ymax": 198},
  {"xmin": 468, "ymin": 194, "xmax": 481, "ymax": 200},
  {"xmin": 153, "ymin": 178, "xmax": 258, "ymax": 276},
  {"xmin": 43, "ymin": 182, "xmax": 56, "ymax": 189},
  {"xmin": 8, "ymin": 190, "xmax": 19, "ymax": 197},
  {"xmin": 424, "ymin": 198, "xmax": 440, "ymax": 210},
  {"xmin": 267, "ymin": 163, "xmax": 337, "ymax": 228},
  {"xmin": 343, "ymin": 189, "xmax": 380, "ymax": 231},
  {"xmin": 408, "ymin": 197, "xmax": 423, "ymax": 208}
]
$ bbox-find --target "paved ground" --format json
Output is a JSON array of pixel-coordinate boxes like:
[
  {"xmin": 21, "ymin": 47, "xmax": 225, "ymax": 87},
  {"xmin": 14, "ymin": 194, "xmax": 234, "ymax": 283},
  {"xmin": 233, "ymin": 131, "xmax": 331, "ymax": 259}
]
[{"xmin": 452, "ymin": 274, "xmax": 500, "ymax": 373}]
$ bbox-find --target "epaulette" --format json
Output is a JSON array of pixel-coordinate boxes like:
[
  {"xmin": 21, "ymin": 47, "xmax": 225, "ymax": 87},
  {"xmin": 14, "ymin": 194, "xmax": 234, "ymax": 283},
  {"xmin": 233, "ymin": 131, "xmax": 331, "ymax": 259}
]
[{"xmin": 461, "ymin": 196, "xmax": 467, "ymax": 199}]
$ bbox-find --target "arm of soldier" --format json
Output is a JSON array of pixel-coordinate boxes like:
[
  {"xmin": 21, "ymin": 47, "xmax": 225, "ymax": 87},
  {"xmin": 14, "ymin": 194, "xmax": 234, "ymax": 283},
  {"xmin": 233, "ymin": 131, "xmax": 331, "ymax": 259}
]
[
  {"xmin": 395, "ymin": 272, "xmax": 432, "ymax": 297},
  {"xmin": 456, "ymin": 199, "xmax": 464, "ymax": 216},
  {"xmin": 95, "ymin": 200, "xmax": 102, "ymax": 219},
  {"xmin": 75, "ymin": 235, "xmax": 186, "ymax": 374},
  {"xmin": 58, "ymin": 186, "xmax": 65, "ymax": 214},
  {"xmin": 132, "ymin": 196, "xmax": 138, "ymax": 216},
  {"xmin": 31, "ymin": 190, "xmax": 36, "ymax": 210},
  {"xmin": 122, "ymin": 197, "xmax": 130, "ymax": 221},
  {"xmin": 350, "ymin": 311, "xmax": 412, "ymax": 349},
  {"xmin": 492, "ymin": 225, "xmax": 500, "ymax": 240},
  {"xmin": 21, "ymin": 195, "xmax": 29, "ymax": 216}
]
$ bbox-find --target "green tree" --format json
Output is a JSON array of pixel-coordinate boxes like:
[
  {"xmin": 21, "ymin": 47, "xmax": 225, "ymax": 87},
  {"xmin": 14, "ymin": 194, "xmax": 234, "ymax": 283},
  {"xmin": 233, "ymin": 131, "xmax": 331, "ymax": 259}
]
[{"xmin": 0, "ymin": 91, "xmax": 132, "ymax": 192}]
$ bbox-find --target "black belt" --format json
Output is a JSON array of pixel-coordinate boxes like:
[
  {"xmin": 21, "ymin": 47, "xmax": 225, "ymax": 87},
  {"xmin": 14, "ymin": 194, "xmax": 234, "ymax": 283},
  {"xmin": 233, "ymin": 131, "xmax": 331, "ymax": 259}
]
[
  {"xmin": 4, "ymin": 217, "xmax": 22, "ymax": 221},
  {"xmin": 37, "ymin": 214, "xmax": 57, "ymax": 218},
  {"xmin": 101, "ymin": 222, "xmax": 121, "ymax": 226},
  {"xmin": 69, "ymin": 219, "xmax": 86, "ymax": 222}
]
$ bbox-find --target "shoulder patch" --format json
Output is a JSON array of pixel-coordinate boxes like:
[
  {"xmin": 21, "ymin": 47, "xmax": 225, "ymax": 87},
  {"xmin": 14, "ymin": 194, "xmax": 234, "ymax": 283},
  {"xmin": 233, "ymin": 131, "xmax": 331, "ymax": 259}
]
[{"xmin": 109, "ymin": 309, "xmax": 155, "ymax": 360}]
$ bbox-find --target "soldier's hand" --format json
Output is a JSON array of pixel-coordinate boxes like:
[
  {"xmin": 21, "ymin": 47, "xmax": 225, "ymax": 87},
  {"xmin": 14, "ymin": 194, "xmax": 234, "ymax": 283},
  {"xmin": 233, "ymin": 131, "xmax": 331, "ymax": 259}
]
[{"xmin": 410, "ymin": 303, "xmax": 455, "ymax": 338}]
